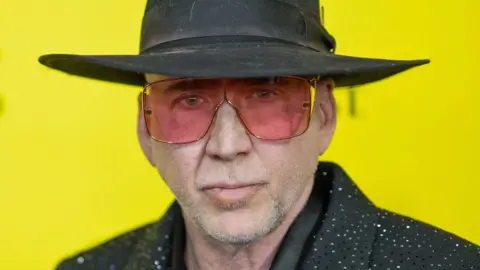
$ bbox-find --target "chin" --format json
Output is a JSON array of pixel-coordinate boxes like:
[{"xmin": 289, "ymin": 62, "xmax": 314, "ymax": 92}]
[
  {"xmin": 196, "ymin": 205, "xmax": 285, "ymax": 244},
  {"xmin": 210, "ymin": 230, "xmax": 264, "ymax": 245},
  {"xmin": 206, "ymin": 221, "xmax": 272, "ymax": 245}
]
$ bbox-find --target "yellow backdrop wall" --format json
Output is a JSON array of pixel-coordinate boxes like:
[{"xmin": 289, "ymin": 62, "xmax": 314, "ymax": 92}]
[{"xmin": 0, "ymin": 0, "xmax": 478, "ymax": 269}]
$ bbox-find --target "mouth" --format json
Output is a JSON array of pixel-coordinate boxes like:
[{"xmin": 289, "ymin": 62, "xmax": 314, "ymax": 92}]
[
  {"xmin": 201, "ymin": 183, "xmax": 266, "ymax": 207},
  {"xmin": 202, "ymin": 182, "xmax": 264, "ymax": 190}
]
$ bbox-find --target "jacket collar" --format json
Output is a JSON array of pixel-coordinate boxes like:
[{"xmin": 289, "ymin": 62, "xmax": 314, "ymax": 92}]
[{"xmin": 297, "ymin": 162, "xmax": 379, "ymax": 270}]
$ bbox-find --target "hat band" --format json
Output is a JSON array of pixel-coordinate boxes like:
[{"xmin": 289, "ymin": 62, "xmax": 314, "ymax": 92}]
[{"xmin": 140, "ymin": 35, "xmax": 331, "ymax": 55}]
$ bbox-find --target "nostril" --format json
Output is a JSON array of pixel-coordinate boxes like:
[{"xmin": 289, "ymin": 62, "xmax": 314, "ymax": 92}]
[
  {"xmin": 211, "ymin": 154, "xmax": 225, "ymax": 161},
  {"xmin": 210, "ymin": 150, "xmax": 248, "ymax": 161}
]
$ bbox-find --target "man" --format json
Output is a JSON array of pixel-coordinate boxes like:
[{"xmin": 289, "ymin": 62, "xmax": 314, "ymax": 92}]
[{"xmin": 39, "ymin": 0, "xmax": 479, "ymax": 269}]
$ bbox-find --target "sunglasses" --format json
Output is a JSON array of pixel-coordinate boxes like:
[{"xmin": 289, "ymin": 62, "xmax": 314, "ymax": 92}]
[{"xmin": 142, "ymin": 76, "xmax": 317, "ymax": 144}]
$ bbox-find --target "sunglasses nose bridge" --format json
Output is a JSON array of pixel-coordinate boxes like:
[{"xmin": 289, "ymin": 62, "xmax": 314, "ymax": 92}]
[
  {"xmin": 207, "ymin": 83, "xmax": 250, "ymax": 133},
  {"xmin": 212, "ymin": 101, "xmax": 243, "ymax": 127},
  {"xmin": 223, "ymin": 80, "xmax": 240, "ymax": 110},
  {"xmin": 213, "ymin": 80, "xmax": 238, "ymax": 115},
  {"xmin": 208, "ymin": 103, "xmax": 250, "ymax": 145}
]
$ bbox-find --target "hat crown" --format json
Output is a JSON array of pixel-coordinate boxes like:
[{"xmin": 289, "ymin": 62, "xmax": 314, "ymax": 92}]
[{"xmin": 140, "ymin": 0, "xmax": 336, "ymax": 53}]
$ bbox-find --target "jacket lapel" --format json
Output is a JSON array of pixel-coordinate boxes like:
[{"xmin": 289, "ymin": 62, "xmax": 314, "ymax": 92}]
[{"xmin": 299, "ymin": 162, "xmax": 379, "ymax": 270}]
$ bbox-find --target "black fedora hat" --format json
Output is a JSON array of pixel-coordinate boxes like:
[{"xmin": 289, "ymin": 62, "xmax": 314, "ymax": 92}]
[{"xmin": 38, "ymin": 0, "xmax": 429, "ymax": 87}]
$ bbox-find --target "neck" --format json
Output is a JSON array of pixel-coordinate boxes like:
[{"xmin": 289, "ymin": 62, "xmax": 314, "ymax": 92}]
[{"xmin": 183, "ymin": 181, "xmax": 314, "ymax": 270}]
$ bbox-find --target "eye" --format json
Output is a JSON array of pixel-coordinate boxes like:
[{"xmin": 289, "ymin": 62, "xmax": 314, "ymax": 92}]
[
  {"xmin": 254, "ymin": 89, "xmax": 277, "ymax": 99},
  {"xmin": 177, "ymin": 95, "xmax": 204, "ymax": 107},
  {"xmin": 184, "ymin": 96, "xmax": 200, "ymax": 105}
]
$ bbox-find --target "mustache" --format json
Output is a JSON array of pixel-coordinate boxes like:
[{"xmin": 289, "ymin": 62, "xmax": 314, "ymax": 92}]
[{"xmin": 194, "ymin": 165, "xmax": 268, "ymax": 189}]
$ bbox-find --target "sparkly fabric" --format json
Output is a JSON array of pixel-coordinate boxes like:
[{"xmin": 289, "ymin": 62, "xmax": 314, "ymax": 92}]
[{"xmin": 56, "ymin": 162, "xmax": 480, "ymax": 270}]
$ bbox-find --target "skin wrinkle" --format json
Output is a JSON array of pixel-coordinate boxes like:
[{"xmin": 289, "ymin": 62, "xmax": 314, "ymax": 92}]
[{"xmin": 139, "ymin": 74, "xmax": 336, "ymax": 270}]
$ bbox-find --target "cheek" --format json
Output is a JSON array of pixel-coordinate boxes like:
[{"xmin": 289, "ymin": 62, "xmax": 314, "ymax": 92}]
[
  {"xmin": 255, "ymin": 138, "xmax": 320, "ymax": 194},
  {"xmin": 151, "ymin": 140, "xmax": 205, "ymax": 198},
  {"xmin": 256, "ymin": 127, "xmax": 322, "ymax": 169}
]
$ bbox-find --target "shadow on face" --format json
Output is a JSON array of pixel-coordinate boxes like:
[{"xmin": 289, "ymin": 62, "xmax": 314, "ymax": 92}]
[{"xmin": 137, "ymin": 74, "xmax": 336, "ymax": 244}]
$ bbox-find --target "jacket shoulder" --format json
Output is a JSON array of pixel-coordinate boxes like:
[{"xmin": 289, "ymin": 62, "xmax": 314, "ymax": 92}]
[
  {"xmin": 370, "ymin": 209, "xmax": 480, "ymax": 270},
  {"xmin": 55, "ymin": 208, "xmax": 176, "ymax": 270},
  {"xmin": 55, "ymin": 221, "xmax": 155, "ymax": 270}
]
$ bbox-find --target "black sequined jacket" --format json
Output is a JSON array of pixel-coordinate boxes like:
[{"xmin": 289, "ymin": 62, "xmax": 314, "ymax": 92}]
[{"xmin": 56, "ymin": 162, "xmax": 480, "ymax": 270}]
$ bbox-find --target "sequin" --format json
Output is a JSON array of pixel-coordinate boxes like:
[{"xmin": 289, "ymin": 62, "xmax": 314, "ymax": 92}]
[{"xmin": 75, "ymin": 257, "xmax": 84, "ymax": 264}]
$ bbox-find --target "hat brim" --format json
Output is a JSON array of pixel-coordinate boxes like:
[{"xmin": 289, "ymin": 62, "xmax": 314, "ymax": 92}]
[{"xmin": 38, "ymin": 42, "xmax": 429, "ymax": 88}]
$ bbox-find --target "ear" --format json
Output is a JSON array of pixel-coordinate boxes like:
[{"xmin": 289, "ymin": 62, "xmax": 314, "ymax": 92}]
[
  {"xmin": 312, "ymin": 77, "xmax": 337, "ymax": 154},
  {"xmin": 137, "ymin": 92, "xmax": 155, "ymax": 166}
]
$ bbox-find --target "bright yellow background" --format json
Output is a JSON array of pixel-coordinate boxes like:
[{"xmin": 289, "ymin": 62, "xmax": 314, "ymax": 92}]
[{"xmin": 0, "ymin": 0, "xmax": 479, "ymax": 269}]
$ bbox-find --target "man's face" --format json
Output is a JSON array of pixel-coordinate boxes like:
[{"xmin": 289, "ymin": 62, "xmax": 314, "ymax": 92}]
[{"xmin": 138, "ymin": 74, "xmax": 336, "ymax": 244}]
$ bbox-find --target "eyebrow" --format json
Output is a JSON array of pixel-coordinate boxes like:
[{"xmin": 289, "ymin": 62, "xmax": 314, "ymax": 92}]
[
  {"xmin": 229, "ymin": 77, "xmax": 291, "ymax": 87},
  {"xmin": 164, "ymin": 80, "xmax": 223, "ymax": 91},
  {"xmin": 159, "ymin": 77, "xmax": 291, "ymax": 91}
]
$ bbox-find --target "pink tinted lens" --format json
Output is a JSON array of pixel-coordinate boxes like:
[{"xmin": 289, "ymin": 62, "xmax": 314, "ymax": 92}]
[
  {"xmin": 144, "ymin": 77, "xmax": 312, "ymax": 143},
  {"xmin": 227, "ymin": 77, "xmax": 312, "ymax": 139},
  {"xmin": 144, "ymin": 78, "xmax": 225, "ymax": 143}
]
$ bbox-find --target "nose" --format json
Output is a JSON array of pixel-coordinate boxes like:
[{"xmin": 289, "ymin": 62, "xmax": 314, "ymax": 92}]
[{"xmin": 205, "ymin": 102, "xmax": 252, "ymax": 160}]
